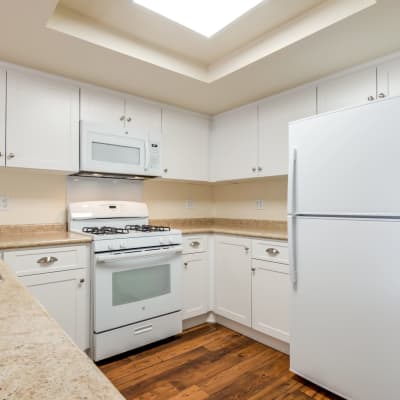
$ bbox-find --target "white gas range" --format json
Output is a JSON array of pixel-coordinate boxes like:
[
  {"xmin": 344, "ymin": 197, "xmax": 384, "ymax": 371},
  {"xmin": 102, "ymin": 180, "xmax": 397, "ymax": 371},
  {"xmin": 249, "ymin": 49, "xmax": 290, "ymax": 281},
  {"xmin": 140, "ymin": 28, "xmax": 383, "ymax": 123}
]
[{"xmin": 68, "ymin": 201, "xmax": 183, "ymax": 361}]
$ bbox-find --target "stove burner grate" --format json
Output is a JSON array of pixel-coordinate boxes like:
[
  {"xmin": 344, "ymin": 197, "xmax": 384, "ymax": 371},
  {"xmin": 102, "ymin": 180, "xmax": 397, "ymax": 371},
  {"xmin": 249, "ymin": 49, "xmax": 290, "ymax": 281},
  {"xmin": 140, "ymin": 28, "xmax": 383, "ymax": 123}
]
[
  {"xmin": 125, "ymin": 224, "xmax": 171, "ymax": 232},
  {"xmin": 82, "ymin": 226, "xmax": 130, "ymax": 235}
]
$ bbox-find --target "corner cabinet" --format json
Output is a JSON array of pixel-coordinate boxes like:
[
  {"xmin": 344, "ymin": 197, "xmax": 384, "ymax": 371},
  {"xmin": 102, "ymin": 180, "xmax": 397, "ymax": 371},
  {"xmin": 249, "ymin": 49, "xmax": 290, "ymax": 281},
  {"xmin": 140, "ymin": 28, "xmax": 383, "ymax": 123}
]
[
  {"xmin": 258, "ymin": 86, "xmax": 316, "ymax": 176},
  {"xmin": 80, "ymin": 86, "xmax": 161, "ymax": 139},
  {"xmin": 6, "ymin": 69, "xmax": 79, "ymax": 172},
  {"xmin": 317, "ymin": 66, "xmax": 377, "ymax": 113},
  {"xmin": 3, "ymin": 244, "xmax": 90, "ymax": 351},
  {"xmin": 377, "ymin": 57, "xmax": 400, "ymax": 99},
  {"xmin": 210, "ymin": 105, "xmax": 258, "ymax": 181},
  {"xmin": 214, "ymin": 235, "xmax": 252, "ymax": 327},
  {"xmin": 0, "ymin": 67, "xmax": 5, "ymax": 167},
  {"xmin": 162, "ymin": 108, "xmax": 209, "ymax": 181}
]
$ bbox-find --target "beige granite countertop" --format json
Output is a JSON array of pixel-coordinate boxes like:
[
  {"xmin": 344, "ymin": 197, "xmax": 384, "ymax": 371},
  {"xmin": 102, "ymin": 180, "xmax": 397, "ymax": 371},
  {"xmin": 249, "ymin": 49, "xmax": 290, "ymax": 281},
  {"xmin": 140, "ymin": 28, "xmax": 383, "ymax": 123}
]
[
  {"xmin": 0, "ymin": 259, "xmax": 124, "ymax": 400},
  {"xmin": 0, "ymin": 224, "xmax": 92, "ymax": 250},
  {"xmin": 150, "ymin": 218, "xmax": 288, "ymax": 241}
]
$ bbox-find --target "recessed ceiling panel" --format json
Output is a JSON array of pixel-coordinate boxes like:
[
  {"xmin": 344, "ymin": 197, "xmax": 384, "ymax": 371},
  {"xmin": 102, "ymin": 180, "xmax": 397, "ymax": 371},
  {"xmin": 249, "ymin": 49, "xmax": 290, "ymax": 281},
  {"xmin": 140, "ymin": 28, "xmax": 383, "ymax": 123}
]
[{"xmin": 132, "ymin": 0, "xmax": 264, "ymax": 38}]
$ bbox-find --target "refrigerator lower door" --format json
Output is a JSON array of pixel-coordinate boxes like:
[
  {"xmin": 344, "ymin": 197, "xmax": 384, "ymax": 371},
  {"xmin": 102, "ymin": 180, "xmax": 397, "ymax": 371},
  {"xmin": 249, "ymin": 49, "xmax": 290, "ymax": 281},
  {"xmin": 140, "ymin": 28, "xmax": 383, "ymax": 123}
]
[{"xmin": 290, "ymin": 216, "xmax": 400, "ymax": 400}]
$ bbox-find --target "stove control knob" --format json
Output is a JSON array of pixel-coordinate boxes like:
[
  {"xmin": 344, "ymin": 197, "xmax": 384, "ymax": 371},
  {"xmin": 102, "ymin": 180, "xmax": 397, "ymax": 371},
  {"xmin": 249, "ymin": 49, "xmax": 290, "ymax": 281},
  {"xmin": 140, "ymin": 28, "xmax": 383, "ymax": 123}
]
[
  {"xmin": 108, "ymin": 244, "xmax": 116, "ymax": 251},
  {"xmin": 120, "ymin": 242, "xmax": 127, "ymax": 249}
]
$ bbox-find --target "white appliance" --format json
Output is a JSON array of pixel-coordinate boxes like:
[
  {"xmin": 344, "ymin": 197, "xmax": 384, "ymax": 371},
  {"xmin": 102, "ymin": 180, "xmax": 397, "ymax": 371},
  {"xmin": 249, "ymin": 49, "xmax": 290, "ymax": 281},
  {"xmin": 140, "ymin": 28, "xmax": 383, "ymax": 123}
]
[
  {"xmin": 78, "ymin": 122, "xmax": 161, "ymax": 178},
  {"xmin": 288, "ymin": 96, "xmax": 400, "ymax": 400},
  {"xmin": 68, "ymin": 201, "xmax": 183, "ymax": 361}
]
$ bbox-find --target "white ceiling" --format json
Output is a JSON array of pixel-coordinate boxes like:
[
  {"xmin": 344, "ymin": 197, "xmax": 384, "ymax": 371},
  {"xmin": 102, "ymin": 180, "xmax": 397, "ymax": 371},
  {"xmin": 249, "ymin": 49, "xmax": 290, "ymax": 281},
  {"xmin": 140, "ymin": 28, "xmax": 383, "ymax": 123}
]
[{"xmin": 0, "ymin": 0, "xmax": 399, "ymax": 114}]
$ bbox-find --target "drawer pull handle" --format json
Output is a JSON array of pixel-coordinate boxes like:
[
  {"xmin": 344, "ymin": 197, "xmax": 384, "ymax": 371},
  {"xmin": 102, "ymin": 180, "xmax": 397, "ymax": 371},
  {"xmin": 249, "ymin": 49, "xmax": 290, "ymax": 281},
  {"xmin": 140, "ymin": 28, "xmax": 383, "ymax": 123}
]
[
  {"xmin": 37, "ymin": 256, "xmax": 58, "ymax": 265},
  {"xmin": 184, "ymin": 262, "xmax": 188, "ymax": 268},
  {"xmin": 190, "ymin": 241, "xmax": 200, "ymax": 248},
  {"xmin": 134, "ymin": 324, "xmax": 153, "ymax": 335},
  {"xmin": 266, "ymin": 248, "xmax": 279, "ymax": 256}
]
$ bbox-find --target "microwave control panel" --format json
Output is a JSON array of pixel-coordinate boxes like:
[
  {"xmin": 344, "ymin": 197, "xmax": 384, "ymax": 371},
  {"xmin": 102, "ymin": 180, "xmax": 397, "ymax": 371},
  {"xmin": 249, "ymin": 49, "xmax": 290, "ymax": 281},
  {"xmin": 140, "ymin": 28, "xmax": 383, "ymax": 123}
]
[{"xmin": 149, "ymin": 141, "xmax": 161, "ymax": 171}]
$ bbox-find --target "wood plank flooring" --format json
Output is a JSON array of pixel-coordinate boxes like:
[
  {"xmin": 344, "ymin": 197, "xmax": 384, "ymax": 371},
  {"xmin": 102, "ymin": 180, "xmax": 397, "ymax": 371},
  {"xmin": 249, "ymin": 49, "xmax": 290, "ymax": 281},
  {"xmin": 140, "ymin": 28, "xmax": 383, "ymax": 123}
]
[{"xmin": 99, "ymin": 323, "xmax": 343, "ymax": 400}]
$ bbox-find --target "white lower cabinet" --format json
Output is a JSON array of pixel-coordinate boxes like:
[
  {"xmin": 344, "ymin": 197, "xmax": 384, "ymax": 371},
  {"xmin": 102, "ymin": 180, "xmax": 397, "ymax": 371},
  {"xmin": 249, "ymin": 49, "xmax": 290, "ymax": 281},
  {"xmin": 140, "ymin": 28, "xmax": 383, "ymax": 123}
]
[
  {"xmin": 214, "ymin": 235, "xmax": 252, "ymax": 327},
  {"xmin": 3, "ymin": 245, "xmax": 90, "ymax": 350},
  {"xmin": 182, "ymin": 235, "xmax": 209, "ymax": 320},
  {"xmin": 19, "ymin": 268, "xmax": 89, "ymax": 350},
  {"xmin": 213, "ymin": 235, "xmax": 289, "ymax": 342},
  {"xmin": 251, "ymin": 259, "xmax": 290, "ymax": 343}
]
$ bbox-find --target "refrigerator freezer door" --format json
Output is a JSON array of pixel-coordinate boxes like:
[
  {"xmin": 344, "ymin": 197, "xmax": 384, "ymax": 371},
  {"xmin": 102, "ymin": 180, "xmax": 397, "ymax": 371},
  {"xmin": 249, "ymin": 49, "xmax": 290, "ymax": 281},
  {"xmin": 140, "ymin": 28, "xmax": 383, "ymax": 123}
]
[
  {"xmin": 290, "ymin": 217, "xmax": 400, "ymax": 400},
  {"xmin": 289, "ymin": 96, "xmax": 400, "ymax": 216}
]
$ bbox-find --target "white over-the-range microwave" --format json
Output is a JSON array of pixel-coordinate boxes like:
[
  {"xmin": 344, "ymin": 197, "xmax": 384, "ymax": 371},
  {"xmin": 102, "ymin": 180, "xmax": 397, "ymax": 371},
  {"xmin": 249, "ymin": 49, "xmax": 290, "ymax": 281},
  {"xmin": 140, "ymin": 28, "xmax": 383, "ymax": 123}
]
[{"xmin": 77, "ymin": 121, "xmax": 161, "ymax": 179}]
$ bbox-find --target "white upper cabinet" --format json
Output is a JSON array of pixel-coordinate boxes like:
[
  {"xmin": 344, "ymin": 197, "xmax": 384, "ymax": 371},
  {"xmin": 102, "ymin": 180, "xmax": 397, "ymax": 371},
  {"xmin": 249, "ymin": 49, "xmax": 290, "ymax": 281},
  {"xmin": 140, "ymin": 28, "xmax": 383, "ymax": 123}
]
[
  {"xmin": 258, "ymin": 87, "xmax": 316, "ymax": 176},
  {"xmin": 214, "ymin": 235, "xmax": 252, "ymax": 327},
  {"xmin": 0, "ymin": 67, "xmax": 5, "ymax": 167},
  {"xmin": 377, "ymin": 57, "xmax": 400, "ymax": 99},
  {"xmin": 80, "ymin": 87, "xmax": 161, "ymax": 139},
  {"xmin": 210, "ymin": 104, "xmax": 258, "ymax": 181},
  {"xmin": 80, "ymin": 86, "xmax": 125, "ymax": 126},
  {"xmin": 6, "ymin": 69, "xmax": 79, "ymax": 172},
  {"xmin": 317, "ymin": 67, "xmax": 377, "ymax": 114},
  {"xmin": 162, "ymin": 108, "xmax": 209, "ymax": 181},
  {"xmin": 125, "ymin": 97, "xmax": 161, "ymax": 140}
]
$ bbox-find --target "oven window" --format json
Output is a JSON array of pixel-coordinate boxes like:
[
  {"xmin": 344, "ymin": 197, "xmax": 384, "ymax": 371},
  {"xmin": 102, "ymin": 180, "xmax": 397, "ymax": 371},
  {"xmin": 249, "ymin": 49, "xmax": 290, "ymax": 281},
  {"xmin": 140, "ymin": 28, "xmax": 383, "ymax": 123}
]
[
  {"xmin": 112, "ymin": 265, "xmax": 171, "ymax": 306},
  {"xmin": 92, "ymin": 142, "xmax": 141, "ymax": 165}
]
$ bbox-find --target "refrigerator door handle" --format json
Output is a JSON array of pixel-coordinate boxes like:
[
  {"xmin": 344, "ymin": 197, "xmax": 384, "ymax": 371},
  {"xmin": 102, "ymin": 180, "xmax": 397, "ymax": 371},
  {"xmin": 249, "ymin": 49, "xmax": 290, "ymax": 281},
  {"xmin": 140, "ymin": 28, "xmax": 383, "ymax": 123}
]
[
  {"xmin": 288, "ymin": 148, "xmax": 297, "ymax": 215},
  {"xmin": 288, "ymin": 215, "xmax": 297, "ymax": 288}
]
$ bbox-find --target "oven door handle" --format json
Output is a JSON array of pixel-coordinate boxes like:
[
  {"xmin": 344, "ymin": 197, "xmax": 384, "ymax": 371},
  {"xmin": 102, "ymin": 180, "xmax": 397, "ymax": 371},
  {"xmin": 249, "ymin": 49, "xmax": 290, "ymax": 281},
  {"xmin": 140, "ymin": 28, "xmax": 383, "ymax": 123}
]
[{"xmin": 96, "ymin": 245, "xmax": 183, "ymax": 263}]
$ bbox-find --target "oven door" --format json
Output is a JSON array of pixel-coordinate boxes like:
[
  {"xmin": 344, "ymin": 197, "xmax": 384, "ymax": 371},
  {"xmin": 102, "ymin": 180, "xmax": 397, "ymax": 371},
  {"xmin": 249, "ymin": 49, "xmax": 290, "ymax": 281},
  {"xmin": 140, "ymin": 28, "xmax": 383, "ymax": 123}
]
[
  {"xmin": 80, "ymin": 122, "xmax": 149, "ymax": 176},
  {"xmin": 94, "ymin": 246, "xmax": 183, "ymax": 333}
]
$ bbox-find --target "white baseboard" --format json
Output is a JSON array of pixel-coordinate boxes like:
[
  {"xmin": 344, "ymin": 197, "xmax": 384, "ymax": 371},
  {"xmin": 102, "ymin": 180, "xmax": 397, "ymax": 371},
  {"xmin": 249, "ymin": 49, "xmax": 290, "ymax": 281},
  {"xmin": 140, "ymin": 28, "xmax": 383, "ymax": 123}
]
[{"xmin": 183, "ymin": 312, "xmax": 290, "ymax": 355}]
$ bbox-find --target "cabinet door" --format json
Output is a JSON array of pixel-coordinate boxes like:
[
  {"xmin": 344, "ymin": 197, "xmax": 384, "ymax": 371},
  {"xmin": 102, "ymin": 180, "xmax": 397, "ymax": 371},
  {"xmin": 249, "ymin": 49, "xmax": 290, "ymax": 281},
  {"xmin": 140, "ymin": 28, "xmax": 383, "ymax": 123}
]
[
  {"xmin": 214, "ymin": 235, "xmax": 252, "ymax": 326},
  {"xmin": 0, "ymin": 67, "xmax": 5, "ymax": 167},
  {"xmin": 183, "ymin": 252, "xmax": 209, "ymax": 319},
  {"xmin": 258, "ymin": 87, "xmax": 316, "ymax": 176},
  {"xmin": 210, "ymin": 105, "xmax": 258, "ymax": 181},
  {"xmin": 19, "ymin": 268, "xmax": 89, "ymax": 350},
  {"xmin": 252, "ymin": 259, "xmax": 290, "ymax": 343},
  {"xmin": 6, "ymin": 70, "xmax": 79, "ymax": 172},
  {"xmin": 80, "ymin": 86, "xmax": 125, "ymax": 126},
  {"xmin": 162, "ymin": 108, "xmax": 209, "ymax": 181},
  {"xmin": 377, "ymin": 57, "xmax": 400, "ymax": 99},
  {"xmin": 125, "ymin": 96, "xmax": 162, "ymax": 141},
  {"xmin": 317, "ymin": 67, "xmax": 377, "ymax": 114}
]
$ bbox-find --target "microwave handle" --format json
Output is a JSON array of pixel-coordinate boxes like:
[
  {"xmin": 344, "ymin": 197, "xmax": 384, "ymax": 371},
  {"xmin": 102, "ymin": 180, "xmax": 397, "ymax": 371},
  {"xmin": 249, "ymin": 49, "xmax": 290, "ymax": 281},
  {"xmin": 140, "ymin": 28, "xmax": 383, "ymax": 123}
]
[{"xmin": 144, "ymin": 140, "xmax": 150, "ymax": 171}]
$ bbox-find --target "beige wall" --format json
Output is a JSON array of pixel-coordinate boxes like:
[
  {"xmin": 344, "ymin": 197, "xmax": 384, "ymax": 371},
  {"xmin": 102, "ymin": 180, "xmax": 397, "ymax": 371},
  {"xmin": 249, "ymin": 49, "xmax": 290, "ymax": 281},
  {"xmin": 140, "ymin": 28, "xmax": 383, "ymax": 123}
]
[
  {"xmin": 0, "ymin": 170, "xmax": 287, "ymax": 226},
  {"xmin": 213, "ymin": 177, "xmax": 287, "ymax": 221},
  {"xmin": 143, "ymin": 180, "xmax": 214, "ymax": 219},
  {"xmin": 0, "ymin": 169, "xmax": 67, "ymax": 225}
]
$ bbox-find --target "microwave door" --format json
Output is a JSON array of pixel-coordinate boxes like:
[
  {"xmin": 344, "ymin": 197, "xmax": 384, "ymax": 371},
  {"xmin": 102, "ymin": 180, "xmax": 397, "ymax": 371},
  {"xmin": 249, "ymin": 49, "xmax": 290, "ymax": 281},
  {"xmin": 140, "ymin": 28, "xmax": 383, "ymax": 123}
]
[{"xmin": 80, "ymin": 128, "xmax": 146, "ymax": 175}]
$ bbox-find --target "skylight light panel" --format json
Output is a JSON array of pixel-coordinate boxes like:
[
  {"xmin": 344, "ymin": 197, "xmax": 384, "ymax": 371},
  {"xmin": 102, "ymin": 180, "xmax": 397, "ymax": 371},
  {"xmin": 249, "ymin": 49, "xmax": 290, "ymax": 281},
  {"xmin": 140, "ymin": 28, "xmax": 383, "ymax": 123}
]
[{"xmin": 132, "ymin": 0, "xmax": 264, "ymax": 38}]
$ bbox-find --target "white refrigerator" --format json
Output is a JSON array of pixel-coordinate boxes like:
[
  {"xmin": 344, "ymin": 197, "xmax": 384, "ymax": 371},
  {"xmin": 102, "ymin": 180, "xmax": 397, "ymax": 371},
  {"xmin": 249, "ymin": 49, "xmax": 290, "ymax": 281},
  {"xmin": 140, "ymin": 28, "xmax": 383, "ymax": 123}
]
[{"xmin": 288, "ymin": 96, "xmax": 400, "ymax": 400}]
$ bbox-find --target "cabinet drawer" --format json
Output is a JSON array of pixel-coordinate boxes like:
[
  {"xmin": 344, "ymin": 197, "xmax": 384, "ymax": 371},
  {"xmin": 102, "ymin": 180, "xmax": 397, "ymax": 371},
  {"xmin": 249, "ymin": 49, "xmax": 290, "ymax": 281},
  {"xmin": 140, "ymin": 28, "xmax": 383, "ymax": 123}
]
[
  {"xmin": 183, "ymin": 235, "xmax": 208, "ymax": 254},
  {"xmin": 252, "ymin": 240, "xmax": 288, "ymax": 264},
  {"xmin": 3, "ymin": 246, "xmax": 88, "ymax": 276}
]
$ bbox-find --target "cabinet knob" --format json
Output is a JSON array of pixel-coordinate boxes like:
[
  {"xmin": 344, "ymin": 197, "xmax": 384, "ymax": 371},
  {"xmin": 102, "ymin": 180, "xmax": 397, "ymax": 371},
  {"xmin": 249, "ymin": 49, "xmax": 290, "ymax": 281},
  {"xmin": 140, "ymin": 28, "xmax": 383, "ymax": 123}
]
[
  {"xmin": 252, "ymin": 167, "xmax": 256, "ymax": 172},
  {"xmin": 257, "ymin": 166, "xmax": 262, "ymax": 172},
  {"xmin": 190, "ymin": 241, "xmax": 200, "ymax": 248},
  {"xmin": 251, "ymin": 267, "xmax": 256, "ymax": 272},
  {"xmin": 79, "ymin": 278, "xmax": 85, "ymax": 284},
  {"xmin": 184, "ymin": 262, "xmax": 188, "ymax": 268},
  {"xmin": 120, "ymin": 115, "xmax": 125, "ymax": 121},
  {"xmin": 127, "ymin": 117, "xmax": 132, "ymax": 122},
  {"xmin": 367, "ymin": 96, "xmax": 375, "ymax": 101},
  {"xmin": 244, "ymin": 246, "xmax": 249, "ymax": 252},
  {"xmin": 7, "ymin": 153, "xmax": 15, "ymax": 159},
  {"xmin": 378, "ymin": 92, "xmax": 386, "ymax": 99},
  {"xmin": 37, "ymin": 256, "xmax": 58, "ymax": 265},
  {"xmin": 163, "ymin": 168, "xmax": 168, "ymax": 173}
]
